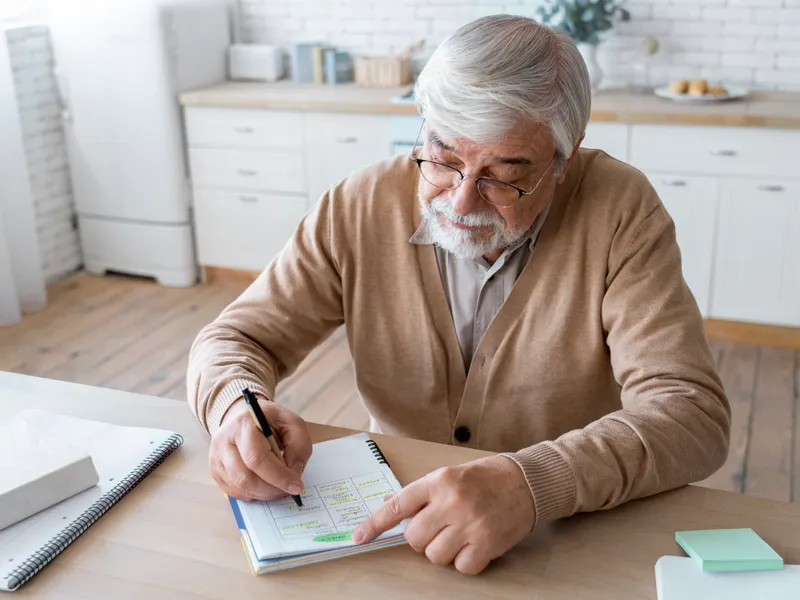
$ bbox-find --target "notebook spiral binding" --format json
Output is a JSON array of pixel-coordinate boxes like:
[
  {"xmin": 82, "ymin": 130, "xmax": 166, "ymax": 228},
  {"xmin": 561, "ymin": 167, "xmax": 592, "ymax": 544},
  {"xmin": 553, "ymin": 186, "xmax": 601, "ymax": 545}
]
[
  {"xmin": 365, "ymin": 439, "xmax": 389, "ymax": 467},
  {"xmin": 4, "ymin": 433, "xmax": 184, "ymax": 591}
]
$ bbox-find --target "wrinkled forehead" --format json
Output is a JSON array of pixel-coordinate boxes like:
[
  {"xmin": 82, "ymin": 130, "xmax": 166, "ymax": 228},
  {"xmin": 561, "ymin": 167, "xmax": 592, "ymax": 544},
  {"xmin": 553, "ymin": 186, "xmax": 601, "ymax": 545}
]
[{"xmin": 423, "ymin": 119, "xmax": 555, "ymax": 165}]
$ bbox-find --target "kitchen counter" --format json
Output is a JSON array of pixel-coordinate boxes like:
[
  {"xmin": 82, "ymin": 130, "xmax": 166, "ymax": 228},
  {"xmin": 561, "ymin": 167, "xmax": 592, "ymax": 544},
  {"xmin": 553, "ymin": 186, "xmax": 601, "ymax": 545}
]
[{"xmin": 179, "ymin": 81, "xmax": 800, "ymax": 129}]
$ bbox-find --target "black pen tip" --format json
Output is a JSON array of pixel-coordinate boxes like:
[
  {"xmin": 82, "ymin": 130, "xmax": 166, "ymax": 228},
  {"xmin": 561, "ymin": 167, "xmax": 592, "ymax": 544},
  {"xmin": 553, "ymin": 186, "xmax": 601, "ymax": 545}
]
[{"xmin": 294, "ymin": 495, "xmax": 303, "ymax": 507}]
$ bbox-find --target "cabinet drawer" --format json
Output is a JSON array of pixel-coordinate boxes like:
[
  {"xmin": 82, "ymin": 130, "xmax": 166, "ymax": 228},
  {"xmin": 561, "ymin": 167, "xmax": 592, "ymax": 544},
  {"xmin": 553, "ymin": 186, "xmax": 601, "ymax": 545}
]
[
  {"xmin": 581, "ymin": 123, "xmax": 629, "ymax": 162},
  {"xmin": 306, "ymin": 112, "xmax": 390, "ymax": 202},
  {"xmin": 189, "ymin": 148, "xmax": 306, "ymax": 194},
  {"xmin": 193, "ymin": 189, "xmax": 307, "ymax": 271},
  {"xmin": 185, "ymin": 107, "xmax": 304, "ymax": 150},
  {"xmin": 630, "ymin": 125, "xmax": 798, "ymax": 179}
]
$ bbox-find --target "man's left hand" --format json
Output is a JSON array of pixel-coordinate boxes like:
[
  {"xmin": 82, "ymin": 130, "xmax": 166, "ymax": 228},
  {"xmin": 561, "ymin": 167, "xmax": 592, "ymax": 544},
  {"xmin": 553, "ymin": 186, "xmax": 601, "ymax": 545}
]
[{"xmin": 352, "ymin": 455, "xmax": 535, "ymax": 575}]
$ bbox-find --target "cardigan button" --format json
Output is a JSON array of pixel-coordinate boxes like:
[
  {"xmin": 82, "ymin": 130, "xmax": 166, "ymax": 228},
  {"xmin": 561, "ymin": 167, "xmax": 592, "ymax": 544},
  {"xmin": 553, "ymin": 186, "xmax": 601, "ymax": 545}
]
[{"xmin": 454, "ymin": 426, "xmax": 471, "ymax": 443}]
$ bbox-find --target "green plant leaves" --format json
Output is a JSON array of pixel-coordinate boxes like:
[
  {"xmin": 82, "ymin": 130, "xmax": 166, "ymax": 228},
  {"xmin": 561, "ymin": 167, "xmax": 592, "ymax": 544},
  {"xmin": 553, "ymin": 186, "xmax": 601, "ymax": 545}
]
[{"xmin": 536, "ymin": 0, "xmax": 629, "ymax": 44}]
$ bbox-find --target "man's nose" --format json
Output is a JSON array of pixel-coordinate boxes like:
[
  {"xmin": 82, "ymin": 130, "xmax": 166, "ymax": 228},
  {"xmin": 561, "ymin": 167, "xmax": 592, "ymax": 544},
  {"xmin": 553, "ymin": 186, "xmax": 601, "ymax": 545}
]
[{"xmin": 449, "ymin": 178, "xmax": 484, "ymax": 217}]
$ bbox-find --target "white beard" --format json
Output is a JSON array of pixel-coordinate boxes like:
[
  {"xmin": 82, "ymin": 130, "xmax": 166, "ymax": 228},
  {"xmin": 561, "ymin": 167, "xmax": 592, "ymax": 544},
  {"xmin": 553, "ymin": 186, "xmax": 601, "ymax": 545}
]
[{"xmin": 418, "ymin": 191, "xmax": 530, "ymax": 260}]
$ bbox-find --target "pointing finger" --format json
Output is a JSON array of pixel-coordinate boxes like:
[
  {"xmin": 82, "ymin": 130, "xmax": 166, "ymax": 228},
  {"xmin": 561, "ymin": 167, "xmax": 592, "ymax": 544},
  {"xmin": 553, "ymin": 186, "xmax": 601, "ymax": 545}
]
[{"xmin": 353, "ymin": 479, "xmax": 429, "ymax": 544}]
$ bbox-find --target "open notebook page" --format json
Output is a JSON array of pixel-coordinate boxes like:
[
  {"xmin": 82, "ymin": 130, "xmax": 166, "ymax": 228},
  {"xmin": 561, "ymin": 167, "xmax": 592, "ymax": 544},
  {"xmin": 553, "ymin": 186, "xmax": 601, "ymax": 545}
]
[{"xmin": 237, "ymin": 432, "xmax": 406, "ymax": 560}]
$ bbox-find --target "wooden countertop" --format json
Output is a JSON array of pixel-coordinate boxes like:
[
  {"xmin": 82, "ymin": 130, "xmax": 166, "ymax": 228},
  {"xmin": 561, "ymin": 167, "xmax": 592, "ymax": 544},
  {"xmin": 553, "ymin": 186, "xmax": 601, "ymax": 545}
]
[
  {"xmin": 3, "ymin": 371, "xmax": 800, "ymax": 599},
  {"xmin": 179, "ymin": 81, "xmax": 800, "ymax": 129}
]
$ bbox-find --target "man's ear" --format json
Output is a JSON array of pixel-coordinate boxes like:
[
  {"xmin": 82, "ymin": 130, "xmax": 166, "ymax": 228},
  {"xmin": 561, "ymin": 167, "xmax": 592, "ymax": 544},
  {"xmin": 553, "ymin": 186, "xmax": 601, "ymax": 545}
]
[{"xmin": 555, "ymin": 134, "xmax": 585, "ymax": 184}]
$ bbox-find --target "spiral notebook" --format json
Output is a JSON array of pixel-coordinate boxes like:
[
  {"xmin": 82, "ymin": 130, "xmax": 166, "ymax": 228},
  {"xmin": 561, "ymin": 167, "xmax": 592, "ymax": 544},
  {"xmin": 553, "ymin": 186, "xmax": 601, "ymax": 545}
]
[
  {"xmin": 0, "ymin": 410, "xmax": 183, "ymax": 592},
  {"xmin": 229, "ymin": 432, "xmax": 408, "ymax": 574}
]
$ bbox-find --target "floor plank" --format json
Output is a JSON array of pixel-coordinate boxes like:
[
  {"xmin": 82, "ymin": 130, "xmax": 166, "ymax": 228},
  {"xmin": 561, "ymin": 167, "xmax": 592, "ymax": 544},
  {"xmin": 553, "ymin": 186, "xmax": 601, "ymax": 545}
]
[
  {"xmin": 0, "ymin": 274, "xmax": 107, "ymax": 348},
  {"xmin": 38, "ymin": 283, "xmax": 223, "ymax": 386},
  {"xmin": 293, "ymin": 363, "xmax": 359, "ymax": 426},
  {"xmin": 330, "ymin": 390, "xmax": 370, "ymax": 431},
  {"xmin": 0, "ymin": 275, "xmax": 134, "ymax": 370},
  {"xmin": 744, "ymin": 346, "xmax": 795, "ymax": 502},
  {"xmin": 98, "ymin": 287, "xmax": 239, "ymax": 395},
  {"xmin": 275, "ymin": 333, "xmax": 353, "ymax": 414},
  {"xmin": 697, "ymin": 342, "xmax": 758, "ymax": 493},
  {"xmin": 7, "ymin": 283, "xmax": 161, "ymax": 375}
]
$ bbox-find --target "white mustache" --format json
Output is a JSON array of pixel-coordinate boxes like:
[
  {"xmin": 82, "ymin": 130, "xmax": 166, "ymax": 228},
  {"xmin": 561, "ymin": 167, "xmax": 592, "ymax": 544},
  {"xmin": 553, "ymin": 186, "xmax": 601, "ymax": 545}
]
[{"xmin": 429, "ymin": 195, "xmax": 504, "ymax": 229}]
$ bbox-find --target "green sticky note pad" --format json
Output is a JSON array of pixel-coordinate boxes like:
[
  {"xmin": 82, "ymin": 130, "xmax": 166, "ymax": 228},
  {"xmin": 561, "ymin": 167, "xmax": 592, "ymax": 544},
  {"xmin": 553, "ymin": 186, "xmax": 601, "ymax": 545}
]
[{"xmin": 675, "ymin": 528, "xmax": 784, "ymax": 572}]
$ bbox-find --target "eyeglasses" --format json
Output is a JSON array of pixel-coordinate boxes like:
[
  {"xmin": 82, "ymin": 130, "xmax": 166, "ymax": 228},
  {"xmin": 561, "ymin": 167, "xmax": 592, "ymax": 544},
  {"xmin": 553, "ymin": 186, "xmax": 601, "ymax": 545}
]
[{"xmin": 410, "ymin": 120, "xmax": 555, "ymax": 209}]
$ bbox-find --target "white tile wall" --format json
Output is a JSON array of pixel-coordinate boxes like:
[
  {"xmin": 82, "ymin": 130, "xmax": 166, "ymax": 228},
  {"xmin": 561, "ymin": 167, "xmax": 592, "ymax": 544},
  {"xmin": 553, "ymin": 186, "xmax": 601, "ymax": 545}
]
[
  {"xmin": 4, "ymin": 25, "xmax": 82, "ymax": 283},
  {"xmin": 239, "ymin": 0, "xmax": 800, "ymax": 91}
]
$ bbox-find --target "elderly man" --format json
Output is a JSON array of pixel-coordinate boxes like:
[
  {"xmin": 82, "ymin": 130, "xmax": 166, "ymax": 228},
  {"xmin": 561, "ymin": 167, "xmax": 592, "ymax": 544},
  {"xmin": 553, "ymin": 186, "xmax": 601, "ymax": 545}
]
[{"xmin": 187, "ymin": 15, "xmax": 730, "ymax": 575}]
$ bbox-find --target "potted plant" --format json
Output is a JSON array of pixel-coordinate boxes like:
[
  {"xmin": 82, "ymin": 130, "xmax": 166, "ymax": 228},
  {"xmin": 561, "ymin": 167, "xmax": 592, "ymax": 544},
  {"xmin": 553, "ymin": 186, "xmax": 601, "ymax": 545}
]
[{"xmin": 536, "ymin": 0, "xmax": 631, "ymax": 93}]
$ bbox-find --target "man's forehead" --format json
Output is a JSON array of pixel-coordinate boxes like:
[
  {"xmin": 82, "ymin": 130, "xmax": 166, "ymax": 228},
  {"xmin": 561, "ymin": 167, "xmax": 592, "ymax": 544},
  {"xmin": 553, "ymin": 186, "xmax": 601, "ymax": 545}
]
[{"xmin": 425, "ymin": 121, "xmax": 551, "ymax": 162}]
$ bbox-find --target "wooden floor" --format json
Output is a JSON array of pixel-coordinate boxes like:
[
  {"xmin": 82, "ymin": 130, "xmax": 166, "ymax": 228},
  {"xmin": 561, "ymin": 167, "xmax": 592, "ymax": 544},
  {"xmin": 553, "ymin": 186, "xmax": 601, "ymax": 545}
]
[{"xmin": 2, "ymin": 272, "xmax": 799, "ymax": 504}]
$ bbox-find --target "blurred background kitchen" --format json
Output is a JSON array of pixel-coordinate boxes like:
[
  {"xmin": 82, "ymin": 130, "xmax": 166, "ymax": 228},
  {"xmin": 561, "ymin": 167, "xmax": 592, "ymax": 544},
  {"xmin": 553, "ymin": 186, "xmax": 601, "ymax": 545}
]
[{"xmin": 1, "ymin": 0, "xmax": 798, "ymax": 503}]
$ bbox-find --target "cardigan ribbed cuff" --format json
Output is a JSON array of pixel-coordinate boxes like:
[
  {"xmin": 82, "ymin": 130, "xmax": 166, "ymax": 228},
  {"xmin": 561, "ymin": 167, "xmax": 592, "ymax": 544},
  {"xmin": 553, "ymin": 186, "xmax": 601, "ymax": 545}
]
[
  {"xmin": 503, "ymin": 443, "xmax": 577, "ymax": 529},
  {"xmin": 207, "ymin": 378, "xmax": 271, "ymax": 435}
]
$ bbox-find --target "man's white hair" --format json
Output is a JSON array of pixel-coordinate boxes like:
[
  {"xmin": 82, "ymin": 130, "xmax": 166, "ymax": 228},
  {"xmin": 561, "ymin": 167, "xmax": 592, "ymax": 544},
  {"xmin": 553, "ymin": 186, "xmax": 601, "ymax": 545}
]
[{"xmin": 414, "ymin": 15, "xmax": 591, "ymax": 173}]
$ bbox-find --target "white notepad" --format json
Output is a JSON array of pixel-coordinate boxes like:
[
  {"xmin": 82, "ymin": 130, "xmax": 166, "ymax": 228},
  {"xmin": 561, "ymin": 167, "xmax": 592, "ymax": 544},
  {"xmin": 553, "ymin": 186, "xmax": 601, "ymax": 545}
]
[
  {"xmin": 656, "ymin": 555, "xmax": 800, "ymax": 600},
  {"xmin": 231, "ymin": 432, "xmax": 407, "ymax": 572},
  {"xmin": 0, "ymin": 409, "xmax": 183, "ymax": 592}
]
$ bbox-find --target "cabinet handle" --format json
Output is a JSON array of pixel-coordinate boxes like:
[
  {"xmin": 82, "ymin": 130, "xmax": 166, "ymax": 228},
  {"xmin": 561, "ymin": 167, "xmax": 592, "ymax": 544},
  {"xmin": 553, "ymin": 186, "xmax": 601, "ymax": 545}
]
[
  {"xmin": 757, "ymin": 184, "xmax": 784, "ymax": 192},
  {"xmin": 238, "ymin": 195, "xmax": 259, "ymax": 203},
  {"xmin": 238, "ymin": 169, "xmax": 257, "ymax": 176},
  {"xmin": 710, "ymin": 149, "xmax": 737, "ymax": 157},
  {"xmin": 336, "ymin": 136, "xmax": 358, "ymax": 143},
  {"xmin": 662, "ymin": 179, "xmax": 687, "ymax": 187},
  {"xmin": 233, "ymin": 126, "xmax": 254, "ymax": 134}
]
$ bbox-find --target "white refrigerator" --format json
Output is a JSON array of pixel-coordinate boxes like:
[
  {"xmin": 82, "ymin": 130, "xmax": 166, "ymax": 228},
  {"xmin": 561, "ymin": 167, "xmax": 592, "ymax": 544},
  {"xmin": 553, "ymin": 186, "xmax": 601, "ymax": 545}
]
[{"xmin": 46, "ymin": 0, "xmax": 231, "ymax": 286}]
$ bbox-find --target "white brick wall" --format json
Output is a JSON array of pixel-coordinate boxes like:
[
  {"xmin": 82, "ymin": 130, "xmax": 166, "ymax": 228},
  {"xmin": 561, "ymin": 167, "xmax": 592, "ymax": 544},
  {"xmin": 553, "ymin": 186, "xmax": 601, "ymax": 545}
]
[
  {"xmin": 5, "ymin": 25, "xmax": 82, "ymax": 283},
  {"xmin": 240, "ymin": 0, "xmax": 800, "ymax": 91}
]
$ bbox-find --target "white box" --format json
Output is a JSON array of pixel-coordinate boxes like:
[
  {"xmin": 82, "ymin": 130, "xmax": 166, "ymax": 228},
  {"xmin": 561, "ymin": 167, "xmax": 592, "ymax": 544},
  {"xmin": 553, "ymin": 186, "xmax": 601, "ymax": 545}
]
[
  {"xmin": 0, "ymin": 412, "xmax": 100, "ymax": 531},
  {"xmin": 228, "ymin": 44, "xmax": 285, "ymax": 82}
]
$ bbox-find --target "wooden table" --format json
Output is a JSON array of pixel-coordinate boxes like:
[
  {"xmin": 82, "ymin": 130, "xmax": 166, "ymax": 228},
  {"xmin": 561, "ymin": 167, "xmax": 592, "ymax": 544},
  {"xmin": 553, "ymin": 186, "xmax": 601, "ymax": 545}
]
[{"xmin": 2, "ymin": 371, "xmax": 799, "ymax": 599}]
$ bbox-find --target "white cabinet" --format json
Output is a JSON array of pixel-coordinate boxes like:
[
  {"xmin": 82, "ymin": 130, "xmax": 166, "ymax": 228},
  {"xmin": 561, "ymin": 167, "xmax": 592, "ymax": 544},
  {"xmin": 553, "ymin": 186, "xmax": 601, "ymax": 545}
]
[
  {"xmin": 710, "ymin": 179, "xmax": 800, "ymax": 327},
  {"xmin": 184, "ymin": 106, "xmax": 311, "ymax": 271},
  {"xmin": 193, "ymin": 189, "xmax": 308, "ymax": 271},
  {"xmin": 632, "ymin": 124, "xmax": 800, "ymax": 327},
  {"xmin": 188, "ymin": 148, "xmax": 306, "ymax": 194},
  {"xmin": 184, "ymin": 107, "xmax": 392, "ymax": 271},
  {"xmin": 581, "ymin": 123, "xmax": 629, "ymax": 162},
  {"xmin": 185, "ymin": 108, "xmax": 304, "ymax": 150},
  {"xmin": 631, "ymin": 125, "xmax": 796, "ymax": 179},
  {"xmin": 305, "ymin": 113, "xmax": 390, "ymax": 203},
  {"xmin": 647, "ymin": 173, "xmax": 719, "ymax": 316}
]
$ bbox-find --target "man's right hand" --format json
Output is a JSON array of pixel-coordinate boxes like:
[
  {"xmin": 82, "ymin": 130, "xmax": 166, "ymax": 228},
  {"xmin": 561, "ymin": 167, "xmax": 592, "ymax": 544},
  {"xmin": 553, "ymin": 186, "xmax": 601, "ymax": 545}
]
[{"xmin": 209, "ymin": 397, "xmax": 312, "ymax": 502}]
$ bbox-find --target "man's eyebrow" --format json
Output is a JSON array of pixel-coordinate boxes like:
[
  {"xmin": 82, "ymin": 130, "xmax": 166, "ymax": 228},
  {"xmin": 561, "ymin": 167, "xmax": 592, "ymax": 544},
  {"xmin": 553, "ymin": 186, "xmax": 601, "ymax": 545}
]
[
  {"xmin": 428, "ymin": 130, "xmax": 533, "ymax": 166},
  {"xmin": 428, "ymin": 130, "xmax": 454, "ymax": 151},
  {"xmin": 490, "ymin": 156, "xmax": 532, "ymax": 166}
]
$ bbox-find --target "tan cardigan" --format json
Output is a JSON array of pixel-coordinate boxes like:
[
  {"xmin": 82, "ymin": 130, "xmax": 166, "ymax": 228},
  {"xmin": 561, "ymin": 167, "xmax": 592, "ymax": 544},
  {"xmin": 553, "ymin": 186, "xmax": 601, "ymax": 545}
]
[{"xmin": 187, "ymin": 149, "xmax": 731, "ymax": 527}]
